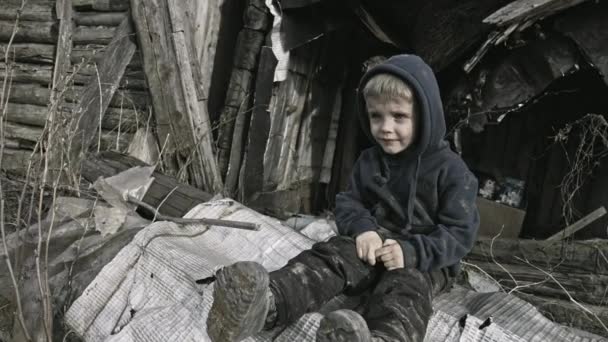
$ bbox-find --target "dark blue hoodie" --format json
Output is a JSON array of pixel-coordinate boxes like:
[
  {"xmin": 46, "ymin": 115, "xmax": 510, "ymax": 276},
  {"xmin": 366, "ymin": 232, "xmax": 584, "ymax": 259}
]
[{"xmin": 335, "ymin": 55, "xmax": 479, "ymax": 276}]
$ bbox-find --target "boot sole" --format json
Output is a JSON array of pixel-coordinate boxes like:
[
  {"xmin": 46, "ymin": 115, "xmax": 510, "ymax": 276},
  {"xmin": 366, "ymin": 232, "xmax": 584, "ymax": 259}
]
[
  {"xmin": 316, "ymin": 309, "xmax": 372, "ymax": 342},
  {"xmin": 207, "ymin": 261, "xmax": 270, "ymax": 342}
]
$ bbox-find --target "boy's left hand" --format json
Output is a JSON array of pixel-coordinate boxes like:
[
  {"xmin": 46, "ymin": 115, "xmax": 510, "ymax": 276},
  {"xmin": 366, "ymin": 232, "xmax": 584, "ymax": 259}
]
[{"xmin": 375, "ymin": 239, "xmax": 404, "ymax": 270}]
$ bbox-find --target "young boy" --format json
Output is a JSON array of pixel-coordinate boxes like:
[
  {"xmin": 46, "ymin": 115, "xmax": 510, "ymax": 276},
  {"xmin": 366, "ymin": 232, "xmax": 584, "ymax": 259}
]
[{"xmin": 206, "ymin": 54, "xmax": 479, "ymax": 342}]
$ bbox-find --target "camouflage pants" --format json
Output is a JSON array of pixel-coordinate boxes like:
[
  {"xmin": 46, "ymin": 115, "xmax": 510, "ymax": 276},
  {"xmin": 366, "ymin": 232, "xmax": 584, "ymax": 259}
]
[{"xmin": 269, "ymin": 236, "xmax": 452, "ymax": 342}]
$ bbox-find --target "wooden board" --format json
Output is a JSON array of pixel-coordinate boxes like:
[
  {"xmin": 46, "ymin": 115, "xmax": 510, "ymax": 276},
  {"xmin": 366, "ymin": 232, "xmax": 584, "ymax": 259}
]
[{"xmin": 70, "ymin": 17, "xmax": 137, "ymax": 160}]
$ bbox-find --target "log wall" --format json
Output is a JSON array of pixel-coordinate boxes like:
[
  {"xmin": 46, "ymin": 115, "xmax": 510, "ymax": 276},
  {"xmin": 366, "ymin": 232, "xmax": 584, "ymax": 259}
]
[{"xmin": 0, "ymin": 0, "xmax": 152, "ymax": 175}]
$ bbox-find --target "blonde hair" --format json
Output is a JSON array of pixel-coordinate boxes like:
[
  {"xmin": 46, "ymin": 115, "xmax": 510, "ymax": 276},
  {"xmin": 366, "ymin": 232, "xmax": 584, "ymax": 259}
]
[{"xmin": 363, "ymin": 73, "xmax": 413, "ymax": 103}]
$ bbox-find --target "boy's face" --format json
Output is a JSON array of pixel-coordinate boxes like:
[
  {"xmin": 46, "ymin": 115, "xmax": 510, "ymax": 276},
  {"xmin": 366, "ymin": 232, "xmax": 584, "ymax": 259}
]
[{"xmin": 366, "ymin": 95, "xmax": 417, "ymax": 155}]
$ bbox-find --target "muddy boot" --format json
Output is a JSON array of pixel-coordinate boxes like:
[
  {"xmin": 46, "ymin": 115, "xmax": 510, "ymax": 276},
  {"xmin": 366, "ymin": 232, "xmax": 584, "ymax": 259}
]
[
  {"xmin": 316, "ymin": 309, "xmax": 379, "ymax": 342},
  {"xmin": 206, "ymin": 261, "xmax": 270, "ymax": 342}
]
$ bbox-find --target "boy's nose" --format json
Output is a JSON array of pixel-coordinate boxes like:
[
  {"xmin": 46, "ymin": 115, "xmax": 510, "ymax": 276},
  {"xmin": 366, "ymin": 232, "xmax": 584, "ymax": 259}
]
[{"xmin": 380, "ymin": 121, "xmax": 392, "ymax": 132}]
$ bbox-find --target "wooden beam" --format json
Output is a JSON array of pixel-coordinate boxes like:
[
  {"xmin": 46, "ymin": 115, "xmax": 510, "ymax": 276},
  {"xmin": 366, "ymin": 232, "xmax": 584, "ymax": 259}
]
[
  {"xmin": 0, "ymin": 20, "xmax": 56, "ymax": 44},
  {"xmin": 3, "ymin": 102, "xmax": 142, "ymax": 132},
  {"xmin": 240, "ymin": 47, "xmax": 276, "ymax": 202},
  {"xmin": 216, "ymin": 27, "xmax": 265, "ymax": 178},
  {"xmin": 167, "ymin": 0, "xmax": 222, "ymax": 193},
  {"xmin": 468, "ymin": 260, "xmax": 608, "ymax": 306},
  {"xmin": 544, "ymin": 206, "xmax": 607, "ymax": 243},
  {"xmin": 467, "ymin": 237, "xmax": 608, "ymax": 275},
  {"xmin": 74, "ymin": 11, "xmax": 127, "ymax": 26},
  {"xmin": 73, "ymin": 25, "xmax": 118, "ymax": 44},
  {"xmin": 130, "ymin": 0, "xmax": 222, "ymax": 193},
  {"xmin": 0, "ymin": 62, "xmax": 147, "ymax": 89},
  {"xmin": 484, "ymin": 0, "xmax": 588, "ymax": 27},
  {"xmin": 0, "ymin": 43, "xmax": 55, "ymax": 64},
  {"xmin": 70, "ymin": 17, "xmax": 137, "ymax": 161},
  {"xmin": 81, "ymin": 151, "xmax": 213, "ymax": 218},
  {"xmin": 0, "ymin": 3, "xmax": 54, "ymax": 22},
  {"xmin": 7, "ymin": 83, "xmax": 149, "ymax": 110},
  {"xmin": 73, "ymin": 0, "xmax": 130, "ymax": 11},
  {"xmin": 53, "ymin": 0, "xmax": 73, "ymax": 92},
  {"xmin": 4, "ymin": 122, "xmax": 132, "ymax": 151},
  {"xmin": 192, "ymin": 0, "xmax": 223, "ymax": 105}
]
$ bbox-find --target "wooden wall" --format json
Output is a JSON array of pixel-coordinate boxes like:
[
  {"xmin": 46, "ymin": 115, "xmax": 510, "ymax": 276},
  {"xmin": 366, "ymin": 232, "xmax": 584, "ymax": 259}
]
[{"xmin": 1, "ymin": 0, "xmax": 151, "ymax": 174}]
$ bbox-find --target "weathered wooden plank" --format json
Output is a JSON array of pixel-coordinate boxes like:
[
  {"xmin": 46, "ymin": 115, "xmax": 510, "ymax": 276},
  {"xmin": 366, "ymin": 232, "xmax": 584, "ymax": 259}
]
[
  {"xmin": 243, "ymin": 0, "xmax": 269, "ymax": 31},
  {"xmin": 72, "ymin": 44, "xmax": 142, "ymax": 69},
  {"xmin": 73, "ymin": 25, "xmax": 117, "ymax": 44},
  {"xmin": 0, "ymin": 43, "xmax": 55, "ymax": 64},
  {"xmin": 4, "ymin": 102, "xmax": 142, "ymax": 132},
  {"xmin": 192, "ymin": 0, "xmax": 222, "ymax": 104},
  {"xmin": 73, "ymin": 0, "xmax": 130, "ymax": 11},
  {"xmin": 0, "ymin": 147, "xmax": 33, "ymax": 171},
  {"xmin": 70, "ymin": 17, "xmax": 137, "ymax": 161},
  {"xmin": 240, "ymin": 47, "xmax": 276, "ymax": 202},
  {"xmin": 263, "ymin": 71, "xmax": 310, "ymax": 190},
  {"xmin": 81, "ymin": 151, "xmax": 212, "ymax": 218},
  {"xmin": 467, "ymin": 238, "xmax": 608, "ymax": 275},
  {"xmin": 217, "ymin": 68, "xmax": 253, "ymax": 176},
  {"xmin": 468, "ymin": 260, "xmax": 608, "ymax": 305},
  {"xmin": 53, "ymin": 0, "xmax": 73, "ymax": 92},
  {"xmin": 215, "ymin": 0, "xmax": 268, "ymax": 179},
  {"xmin": 0, "ymin": 3, "xmax": 54, "ymax": 22},
  {"xmin": 0, "ymin": 20, "xmax": 56, "ymax": 43},
  {"xmin": 0, "ymin": 62, "xmax": 147, "ymax": 89},
  {"xmin": 74, "ymin": 11, "xmax": 127, "ymax": 26},
  {"xmin": 4, "ymin": 122, "xmax": 131, "ymax": 151},
  {"xmin": 544, "ymin": 207, "xmax": 607, "ymax": 243},
  {"xmin": 484, "ymin": 0, "xmax": 588, "ymax": 27},
  {"xmin": 320, "ymin": 86, "xmax": 342, "ymax": 184},
  {"xmin": 7, "ymin": 83, "xmax": 149, "ymax": 110},
  {"xmin": 167, "ymin": 0, "xmax": 222, "ymax": 193},
  {"xmin": 233, "ymin": 29, "xmax": 265, "ymax": 70},
  {"xmin": 130, "ymin": 0, "xmax": 222, "ymax": 192},
  {"xmin": 515, "ymin": 292, "xmax": 608, "ymax": 337},
  {"xmin": 0, "ymin": 43, "xmax": 142, "ymax": 69}
]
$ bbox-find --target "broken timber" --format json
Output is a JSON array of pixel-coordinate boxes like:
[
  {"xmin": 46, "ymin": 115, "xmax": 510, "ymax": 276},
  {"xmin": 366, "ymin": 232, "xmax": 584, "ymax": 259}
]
[
  {"xmin": 70, "ymin": 16, "xmax": 136, "ymax": 163},
  {"xmin": 465, "ymin": 238, "xmax": 608, "ymax": 306},
  {"xmin": 130, "ymin": 0, "xmax": 222, "ymax": 193},
  {"xmin": 82, "ymin": 151, "xmax": 213, "ymax": 218},
  {"xmin": 217, "ymin": 0, "xmax": 269, "ymax": 193}
]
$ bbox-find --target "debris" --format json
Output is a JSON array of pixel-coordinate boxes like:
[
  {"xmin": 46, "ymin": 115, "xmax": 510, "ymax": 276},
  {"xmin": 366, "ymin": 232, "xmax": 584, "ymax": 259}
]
[{"xmin": 543, "ymin": 206, "xmax": 607, "ymax": 244}]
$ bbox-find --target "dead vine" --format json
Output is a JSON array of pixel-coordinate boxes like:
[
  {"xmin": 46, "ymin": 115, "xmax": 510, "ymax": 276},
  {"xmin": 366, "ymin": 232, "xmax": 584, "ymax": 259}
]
[{"xmin": 552, "ymin": 113, "xmax": 608, "ymax": 225}]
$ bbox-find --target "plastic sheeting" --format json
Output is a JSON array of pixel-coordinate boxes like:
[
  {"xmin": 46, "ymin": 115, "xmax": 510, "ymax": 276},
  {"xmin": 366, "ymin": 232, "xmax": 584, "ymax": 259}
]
[{"xmin": 65, "ymin": 199, "xmax": 607, "ymax": 342}]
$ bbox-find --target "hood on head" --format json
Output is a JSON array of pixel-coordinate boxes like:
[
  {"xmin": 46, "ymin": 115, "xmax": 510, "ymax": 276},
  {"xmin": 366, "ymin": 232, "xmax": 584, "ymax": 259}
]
[{"xmin": 357, "ymin": 54, "xmax": 447, "ymax": 158}]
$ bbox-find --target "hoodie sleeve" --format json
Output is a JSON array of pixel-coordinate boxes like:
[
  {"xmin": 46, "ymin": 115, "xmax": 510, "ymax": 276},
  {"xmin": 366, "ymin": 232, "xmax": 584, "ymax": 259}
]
[
  {"xmin": 398, "ymin": 168, "xmax": 479, "ymax": 271},
  {"xmin": 335, "ymin": 155, "xmax": 378, "ymax": 237}
]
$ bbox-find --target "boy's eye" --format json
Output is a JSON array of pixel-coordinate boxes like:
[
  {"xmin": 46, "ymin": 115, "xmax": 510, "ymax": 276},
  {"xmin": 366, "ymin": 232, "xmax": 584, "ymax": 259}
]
[
  {"xmin": 369, "ymin": 113, "xmax": 381, "ymax": 119},
  {"xmin": 393, "ymin": 113, "xmax": 408, "ymax": 120}
]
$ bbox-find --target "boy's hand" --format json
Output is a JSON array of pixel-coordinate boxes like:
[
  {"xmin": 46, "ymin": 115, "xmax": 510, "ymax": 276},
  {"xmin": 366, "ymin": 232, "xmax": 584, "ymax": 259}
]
[
  {"xmin": 375, "ymin": 239, "xmax": 404, "ymax": 270},
  {"xmin": 355, "ymin": 231, "xmax": 383, "ymax": 266}
]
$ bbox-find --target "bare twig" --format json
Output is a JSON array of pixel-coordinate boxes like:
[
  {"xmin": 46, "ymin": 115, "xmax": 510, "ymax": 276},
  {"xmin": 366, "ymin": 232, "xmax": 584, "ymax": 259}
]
[
  {"xmin": 127, "ymin": 195, "xmax": 260, "ymax": 231},
  {"xmin": 553, "ymin": 114, "xmax": 608, "ymax": 225},
  {"xmin": 515, "ymin": 255, "xmax": 608, "ymax": 334},
  {"xmin": 1, "ymin": 199, "xmax": 31, "ymax": 341}
]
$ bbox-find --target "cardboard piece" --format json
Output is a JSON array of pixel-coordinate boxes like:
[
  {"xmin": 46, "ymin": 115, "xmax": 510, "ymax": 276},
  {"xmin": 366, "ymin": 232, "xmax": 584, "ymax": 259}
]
[{"xmin": 476, "ymin": 197, "xmax": 526, "ymax": 238}]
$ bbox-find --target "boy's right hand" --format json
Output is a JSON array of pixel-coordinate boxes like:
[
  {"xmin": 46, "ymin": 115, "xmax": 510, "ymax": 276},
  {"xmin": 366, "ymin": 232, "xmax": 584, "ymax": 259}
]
[{"xmin": 355, "ymin": 231, "xmax": 383, "ymax": 266}]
